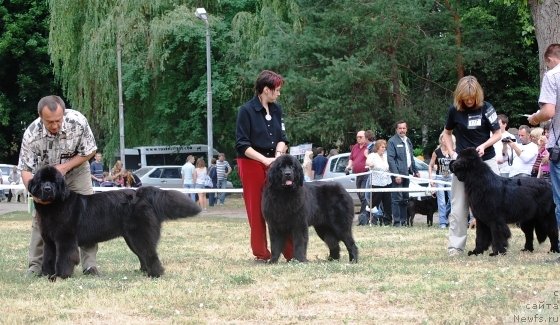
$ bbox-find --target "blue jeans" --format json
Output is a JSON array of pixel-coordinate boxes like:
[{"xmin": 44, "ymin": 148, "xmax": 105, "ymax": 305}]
[
  {"xmin": 183, "ymin": 184, "xmax": 195, "ymax": 202},
  {"xmin": 217, "ymin": 179, "xmax": 227, "ymax": 204},
  {"xmin": 550, "ymin": 159, "xmax": 560, "ymax": 228},
  {"xmin": 435, "ymin": 174, "xmax": 452, "ymax": 226}
]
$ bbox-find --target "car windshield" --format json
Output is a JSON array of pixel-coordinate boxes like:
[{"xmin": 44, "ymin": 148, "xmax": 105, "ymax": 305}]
[{"xmin": 133, "ymin": 167, "xmax": 153, "ymax": 177}]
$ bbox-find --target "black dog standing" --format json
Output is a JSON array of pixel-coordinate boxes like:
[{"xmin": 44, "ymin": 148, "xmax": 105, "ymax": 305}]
[
  {"xmin": 28, "ymin": 166, "xmax": 201, "ymax": 280},
  {"xmin": 450, "ymin": 148, "xmax": 559, "ymax": 255},
  {"xmin": 262, "ymin": 155, "xmax": 358, "ymax": 263}
]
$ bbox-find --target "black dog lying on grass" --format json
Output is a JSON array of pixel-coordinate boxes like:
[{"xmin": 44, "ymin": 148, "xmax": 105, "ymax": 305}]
[
  {"xmin": 450, "ymin": 148, "xmax": 559, "ymax": 256},
  {"xmin": 28, "ymin": 165, "xmax": 201, "ymax": 280}
]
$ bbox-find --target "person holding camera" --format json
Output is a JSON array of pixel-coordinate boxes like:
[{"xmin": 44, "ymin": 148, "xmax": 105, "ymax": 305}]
[
  {"xmin": 442, "ymin": 76, "xmax": 501, "ymax": 256},
  {"xmin": 492, "ymin": 114, "xmax": 515, "ymax": 177},
  {"xmin": 506, "ymin": 125, "xmax": 538, "ymax": 178}
]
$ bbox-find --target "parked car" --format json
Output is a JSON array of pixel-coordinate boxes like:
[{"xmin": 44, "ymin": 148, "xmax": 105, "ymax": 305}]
[
  {"xmin": 321, "ymin": 153, "xmax": 431, "ymax": 204},
  {"xmin": 134, "ymin": 165, "xmax": 233, "ymax": 189}
]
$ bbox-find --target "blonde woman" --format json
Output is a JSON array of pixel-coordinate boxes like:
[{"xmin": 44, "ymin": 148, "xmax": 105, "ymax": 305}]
[
  {"xmin": 110, "ymin": 160, "xmax": 125, "ymax": 186},
  {"xmin": 428, "ymin": 133, "xmax": 456, "ymax": 228},
  {"xmin": 302, "ymin": 150, "xmax": 314, "ymax": 182},
  {"xmin": 365, "ymin": 139, "xmax": 392, "ymax": 226},
  {"xmin": 193, "ymin": 157, "xmax": 208, "ymax": 211},
  {"xmin": 442, "ymin": 76, "xmax": 501, "ymax": 256}
]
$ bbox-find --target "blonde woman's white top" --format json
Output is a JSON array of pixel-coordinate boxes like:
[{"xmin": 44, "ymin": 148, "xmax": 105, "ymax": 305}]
[{"xmin": 366, "ymin": 152, "xmax": 392, "ymax": 186}]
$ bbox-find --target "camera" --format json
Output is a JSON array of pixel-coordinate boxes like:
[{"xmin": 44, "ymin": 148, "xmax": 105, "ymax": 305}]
[
  {"xmin": 501, "ymin": 137, "xmax": 516, "ymax": 143},
  {"xmin": 550, "ymin": 146, "xmax": 560, "ymax": 163}
]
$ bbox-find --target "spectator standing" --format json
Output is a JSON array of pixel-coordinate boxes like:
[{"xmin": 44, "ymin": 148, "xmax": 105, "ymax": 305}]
[
  {"xmin": 311, "ymin": 147, "xmax": 328, "ymax": 180},
  {"xmin": 19, "ymin": 95, "xmax": 99, "ymax": 276},
  {"xmin": 493, "ymin": 114, "xmax": 515, "ymax": 177},
  {"xmin": 443, "ymin": 76, "xmax": 501, "ymax": 256},
  {"xmin": 235, "ymin": 70, "xmax": 293, "ymax": 262},
  {"xmin": 193, "ymin": 157, "xmax": 208, "ymax": 211},
  {"xmin": 181, "ymin": 155, "xmax": 196, "ymax": 201},
  {"xmin": 387, "ymin": 121, "xmax": 419, "ymax": 227},
  {"xmin": 208, "ymin": 158, "xmax": 218, "ymax": 206},
  {"xmin": 216, "ymin": 153, "xmax": 231, "ymax": 205},
  {"xmin": 535, "ymin": 135, "xmax": 551, "ymax": 180},
  {"xmin": 365, "ymin": 139, "xmax": 393, "ymax": 226},
  {"xmin": 528, "ymin": 43, "xmax": 560, "ymax": 234},
  {"xmin": 0, "ymin": 168, "xmax": 4, "ymax": 201},
  {"xmin": 507, "ymin": 125, "xmax": 538, "ymax": 178},
  {"xmin": 346, "ymin": 130, "xmax": 370, "ymax": 224},
  {"xmin": 90, "ymin": 152, "xmax": 104, "ymax": 187},
  {"xmin": 302, "ymin": 150, "xmax": 314, "ymax": 182},
  {"xmin": 7, "ymin": 166, "xmax": 23, "ymax": 202},
  {"xmin": 428, "ymin": 132, "xmax": 455, "ymax": 228},
  {"xmin": 110, "ymin": 160, "xmax": 125, "ymax": 186}
]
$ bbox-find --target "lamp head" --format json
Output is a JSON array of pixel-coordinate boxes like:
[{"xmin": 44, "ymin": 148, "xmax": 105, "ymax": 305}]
[{"xmin": 195, "ymin": 8, "xmax": 208, "ymax": 20}]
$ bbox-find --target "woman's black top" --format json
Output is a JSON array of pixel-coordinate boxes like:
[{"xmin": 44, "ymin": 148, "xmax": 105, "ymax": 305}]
[{"xmin": 235, "ymin": 96, "xmax": 289, "ymax": 158}]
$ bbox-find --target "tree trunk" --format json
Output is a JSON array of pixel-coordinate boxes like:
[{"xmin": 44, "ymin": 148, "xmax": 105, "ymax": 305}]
[{"xmin": 529, "ymin": 0, "xmax": 560, "ymax": 80}]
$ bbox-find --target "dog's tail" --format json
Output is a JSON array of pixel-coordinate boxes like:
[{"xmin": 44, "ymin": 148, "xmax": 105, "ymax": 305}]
[{"xmin": 135, "ymin": 186, "xmax": 201, "ymax": 221}]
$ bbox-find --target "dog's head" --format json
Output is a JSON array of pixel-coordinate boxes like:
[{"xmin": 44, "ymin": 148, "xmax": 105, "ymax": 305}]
[
  {"xmin": 449, "ymin": 148, "xmax": 480, "ymax": 182},
  {"xmin": 266, "ymin": 155, "xmax": 304, "ymax": 190},
  {"xmin": 27, "ymin": 165, "xmax": 68, "ymax": 203}
]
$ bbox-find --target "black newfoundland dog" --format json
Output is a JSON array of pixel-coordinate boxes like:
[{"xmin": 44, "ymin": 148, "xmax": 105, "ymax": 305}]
[
  {"xmin": 28, "ymin": 165, "xmax": 201, "ymax": 280},
  {"xmin": 450, "ymin": 148, "xmax": 559, "ymax": 256},
  {"xmin": 262, "ymin": 155, "xmax": 358, "ymax": 263}
]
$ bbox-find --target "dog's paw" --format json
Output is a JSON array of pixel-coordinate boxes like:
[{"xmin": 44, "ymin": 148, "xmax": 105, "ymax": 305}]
[
  {"xmin": 467, "ymin": 250, "xmax": 482, "ymax": 256},
  {"xmin": 48, "ymin": 274, "xmax": 58, "ymax": 282},
  {"xmin": 489, "ymin": 251, "xmax": 506, "ymax": 257},
  {"xmin": 520, "ymin": 248, "xmax": 534, "ymax": 253}
]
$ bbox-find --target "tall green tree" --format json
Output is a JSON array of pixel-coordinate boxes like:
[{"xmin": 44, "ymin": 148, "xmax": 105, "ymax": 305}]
[
  {"xmin": 47, "ymin": 0, "xmax": 249, "ymax": 163},
  {"xmin": 0, "ymin": 0, "xmax": 60, "ymax": 163}
]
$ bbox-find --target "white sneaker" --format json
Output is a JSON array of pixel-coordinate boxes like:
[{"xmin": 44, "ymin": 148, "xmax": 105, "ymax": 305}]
[{"xmin": 448, "ymin": 248, "xmax": 463, "ymax": 257}]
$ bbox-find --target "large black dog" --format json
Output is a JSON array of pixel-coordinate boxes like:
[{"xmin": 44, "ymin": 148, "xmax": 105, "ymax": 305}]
[
  {"xmin": 28, "ymin": 165, "xmax": 201, "ymax": 280},
  {"xmin": 262, "ymin": 155, "xmax": 358, "ymax": 263},
  {"xmin": 450, "ymin": 148, "xmax": 559, "ymax": 256}
]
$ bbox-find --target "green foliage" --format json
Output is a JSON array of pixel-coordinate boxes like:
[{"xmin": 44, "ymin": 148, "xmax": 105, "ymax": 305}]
[
  {"xmin": 0, "ymin": 0, "xmax": 60, "ymax": 163},
  {"xmin": 7, "ymin": 0, "xmax": 537, "ymax": 165}
]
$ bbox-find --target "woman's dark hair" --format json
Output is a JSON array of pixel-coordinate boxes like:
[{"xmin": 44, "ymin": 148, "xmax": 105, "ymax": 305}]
[{"xmin": 254, "ymin": 70, "xmax": 284, "ymax": 95}]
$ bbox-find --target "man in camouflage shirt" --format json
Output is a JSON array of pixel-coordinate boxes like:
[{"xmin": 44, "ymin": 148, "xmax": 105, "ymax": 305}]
[{"xmin": 18, "ymin": 95, "xmax": 100, "ymax": 276}]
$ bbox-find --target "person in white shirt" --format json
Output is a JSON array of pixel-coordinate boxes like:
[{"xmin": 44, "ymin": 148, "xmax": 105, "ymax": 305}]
[
  {"xmin": 493, "ymin": 114, "xmax": 515, "ymax": 177},
  {"xmin": 507, "ymin": 125, "xmax": 538, "ymax": 178},
  {"xmin": 181, "ymin": 155, "xmax": 196, "ymax": 201},
  {"xmin": 365, "ymin": 139, "xmax": 392, "ymax": 226}
]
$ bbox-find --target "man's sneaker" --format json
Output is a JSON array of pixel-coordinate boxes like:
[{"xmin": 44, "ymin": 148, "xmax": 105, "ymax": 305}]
[
  {"xmin": 25, "ymin": 268, "xmax": 41, "ymax": 278},
  {"xmin": 83, "ymin": 266, "xmax": 100, "ymax": 276},
  {"xmin": 448, "ymin": 248, "xmax": 463, "ymax": 257}
]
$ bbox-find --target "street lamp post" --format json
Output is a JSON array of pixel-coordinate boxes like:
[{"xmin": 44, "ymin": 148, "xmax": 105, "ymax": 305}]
[{"xmin": 195, "ymin": 8, "xmax": 213, "ymax": 165}]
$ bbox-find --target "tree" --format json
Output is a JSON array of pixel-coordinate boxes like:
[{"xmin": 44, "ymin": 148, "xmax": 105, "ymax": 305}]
[
  {"xmin": 529, "ymin": 0, "xmax": 560, "ymax": 78},
  {"xmin": 0, "ymin": 0, "xmax": 61, "ymax": 163}
]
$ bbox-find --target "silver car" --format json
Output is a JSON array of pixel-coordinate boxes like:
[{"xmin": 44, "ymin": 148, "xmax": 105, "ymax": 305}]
[
  {"xmin": 134, "ymin": 165, "xmax": 185, "ymax": 188},
  {"xmin": 134, "ymin": 165, "xmax": 233, "ymax": 189},
  {"xmin": 321, "ymin": 153, "xmax": 431, "ymax": 204}
]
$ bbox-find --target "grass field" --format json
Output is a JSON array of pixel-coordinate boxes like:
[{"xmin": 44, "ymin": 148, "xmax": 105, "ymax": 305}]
[{"xmin": 1, "ymin": 205, "xmax": 559, "ymax": 324}]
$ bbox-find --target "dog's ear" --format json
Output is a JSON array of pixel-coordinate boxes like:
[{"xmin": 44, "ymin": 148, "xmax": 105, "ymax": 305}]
[
  {"xmin": 53, "ymin": 167, "xmax": 70, "ymax": 200},
  {"xmin": 267, "ymin": 158, "xmax": 281, "ymax": 185}
]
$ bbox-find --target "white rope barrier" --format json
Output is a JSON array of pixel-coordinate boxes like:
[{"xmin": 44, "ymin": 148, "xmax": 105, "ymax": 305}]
[{"xmin": 0, "ymin": 170, "xmax": 450, "ymax": 196}]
